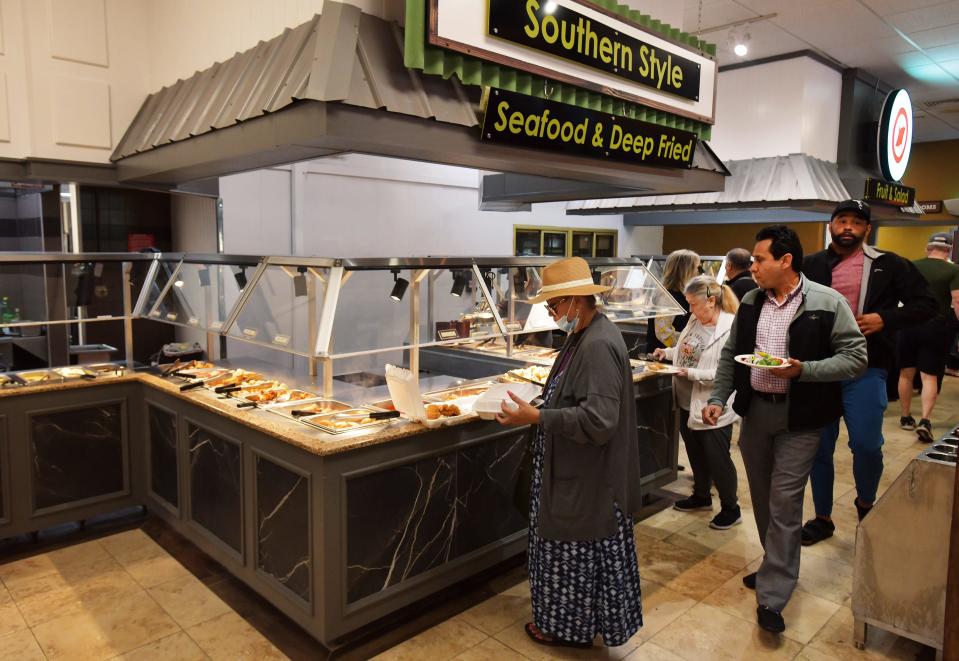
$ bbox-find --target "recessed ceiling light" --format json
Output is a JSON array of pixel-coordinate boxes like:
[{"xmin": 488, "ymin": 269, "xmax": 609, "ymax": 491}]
[{"xmin": 544, "ymin": 1, "xmax": 558, "ymax": 14}]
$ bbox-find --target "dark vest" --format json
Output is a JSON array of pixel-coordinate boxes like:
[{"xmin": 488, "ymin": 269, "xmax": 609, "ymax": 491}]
[{"xmin": 732, "ymin": 293, "xmax": 842, "ymax": 431}]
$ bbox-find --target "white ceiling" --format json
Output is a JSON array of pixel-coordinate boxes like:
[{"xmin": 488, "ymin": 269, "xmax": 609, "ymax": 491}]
[{"xmin": 680, "ymin": 0, "xmax": 959, "ymax": 142}]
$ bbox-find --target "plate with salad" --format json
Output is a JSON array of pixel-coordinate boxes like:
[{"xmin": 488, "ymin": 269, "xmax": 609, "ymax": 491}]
[{"xmin": 734, "ymin": 352, "xmax": 789, "ymax": 369}]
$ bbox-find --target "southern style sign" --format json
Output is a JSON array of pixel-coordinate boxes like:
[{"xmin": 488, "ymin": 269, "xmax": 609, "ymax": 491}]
[
  {"xmin": 481, "ymin": 88, "xmax": 697, "ymax": 168},
  {"xmin": 864, "ymin": 177, "xmax": 916, "ymax": 207},
  {"xmin": 488, "ymin": 0, "xmax": 702, "ymax": 101},
  {"xmin": 877, "ymin": 88, "xmax": 912, "ymax": 182},
  {"xmin": 429, "ymin": 0, "xmax": 717, "ymax": 124}
]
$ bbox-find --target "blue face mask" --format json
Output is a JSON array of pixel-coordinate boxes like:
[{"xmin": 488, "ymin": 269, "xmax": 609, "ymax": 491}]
[{"xmin": 555, "ymin": 308, "xmax": 580, "ymax": 334}]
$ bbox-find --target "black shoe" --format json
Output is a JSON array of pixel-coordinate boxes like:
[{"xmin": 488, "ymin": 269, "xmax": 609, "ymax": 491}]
[
  {"xmin": 673, "ymin": 495, "xmax": 713, "ymax": 512},
  {"xmin": 742, "ymin": 572, "xmax": 757, "ymax": 590},
  {"xmin": 757, "ymin": 605, "xmax": 785, "ymax": 633},
  {"xmin": 899, "ymin": 415, "xmax": 916, "ymax": 430},
  {"xmin": 801, "ymin": 517, "xmax": 835, "ymax": 546},
  {"xmin": 709, "ymin": 507, "xmax": 742, "ymax": 530},
  {"xmin": 917, "ymin": 419, "xmax": 934, "ymax": 443},
  {"xmin": 855, "ymin": 498, "xmax": 872, "ymax": 521}
]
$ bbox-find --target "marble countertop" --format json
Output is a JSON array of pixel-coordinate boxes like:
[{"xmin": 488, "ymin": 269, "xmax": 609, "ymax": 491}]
[
  {"xmin": 0, "ymin": 359, "xmax": 670, "ymax": 457},
  {"xmin": 0, "ymin": 372, "xmax": 482, "ymax": 457}
]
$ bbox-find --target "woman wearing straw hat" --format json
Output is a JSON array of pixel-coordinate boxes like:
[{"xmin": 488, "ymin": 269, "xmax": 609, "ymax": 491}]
[{"xmin": 496, "ymin": 256, "xmax": 643, "ymax": 649}]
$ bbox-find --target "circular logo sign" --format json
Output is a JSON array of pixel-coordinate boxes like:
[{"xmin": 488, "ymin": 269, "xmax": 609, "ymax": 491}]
[{"xmin": 877, "ymin": 88, "xmax": 912, "ymax": 182}]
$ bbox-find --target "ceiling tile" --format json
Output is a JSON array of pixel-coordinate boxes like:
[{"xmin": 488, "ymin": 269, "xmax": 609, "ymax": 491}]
[
  {"xmin": 908, "ymin": 23, "xmax": 959, "ymax": 49},
  {"xmin": 863, "ymin": 0, "xmax": 954, "ymax": 17},
  {"xmin": 883, "ymin": 1, "xmax": 959, "ymax": 34},
  {"xmin": 912, "ymin": 111, "xmax": 959, "ymax": 142}
]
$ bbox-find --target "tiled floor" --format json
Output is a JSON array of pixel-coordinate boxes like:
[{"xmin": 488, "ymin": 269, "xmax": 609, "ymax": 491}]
[
  {"xmin": 0, "ymin": 378, "xmax": 954, "ymax": 660},
  {"xmin": 371, "ymin": 377, "xmax": 958, "ymax": 661},
  {"xmin": 0, "ymin": 529, "xmax": 287, "ymax": 660}
]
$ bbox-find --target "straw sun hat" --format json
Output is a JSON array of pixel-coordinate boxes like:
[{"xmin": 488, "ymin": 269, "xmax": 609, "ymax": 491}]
[{"xmin": 528, "ymin": 257, "xmax": 612, "ymax": 304}]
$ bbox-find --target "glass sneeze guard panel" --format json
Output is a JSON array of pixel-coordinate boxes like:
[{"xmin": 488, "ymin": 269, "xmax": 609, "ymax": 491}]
[
  {"xmin": 483, "ymin": 262, "xmax": 685, "ymax": 342},
  {"xmin": 226, "ymin": 263, "xmax": 329, "ymax": 356},
  {"xmin": 148, "ymin": 261, "xmax": 246, "ymax": 332},
  {"xmin": 327, "ymin": 267, "xmax": 504, "ymax": 359},
  {"xmin": 0, "ymin": 258, "xmax": 156, "ymax": 327},
  {"xmin": 595, "ymin": 264, "xmax": 686, "ymax": 322}
]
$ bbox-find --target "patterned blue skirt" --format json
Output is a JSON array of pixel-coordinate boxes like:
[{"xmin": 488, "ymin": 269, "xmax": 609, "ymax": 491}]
[{"xmin": 528, "ymin": 425, "xmax": 643, "ymax": 646}]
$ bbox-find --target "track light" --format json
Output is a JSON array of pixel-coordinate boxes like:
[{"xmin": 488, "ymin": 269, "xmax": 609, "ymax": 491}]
[
  {"xmin": 390, "ymin": 270, "xmax": 409, "ymax": 301},
  {"xmin": 293, "ymin": 266, "xmax": 308, "ymax": 297},
  {"xmin": 173, "ymin": 280, "xmax": 185, "ymax": 288},
  {"xmin": 450, "ymin": 271, "xmax": 467, "ymax": 297},
  {"xmin": 731, "ymin": 27, "xmax": 749, "ymax": 57},
  {"xmin": 234, "ymin": 267, "xmax": 248, "ymax": 289}
]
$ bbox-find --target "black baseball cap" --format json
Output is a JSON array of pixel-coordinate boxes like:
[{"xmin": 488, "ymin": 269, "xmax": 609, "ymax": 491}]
[
  {"xmin": 831, "ymin": 199, "xmax": 871, "ymax": 223},
  {"xmin": 928, "ymin": 232, "xmax": 953, "ymax": 249}
]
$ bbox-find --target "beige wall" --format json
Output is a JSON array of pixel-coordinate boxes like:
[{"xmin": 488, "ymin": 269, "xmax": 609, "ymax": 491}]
[
  {"xmin": 663, "ymin": 222, "xmax": 826, "ymax": 258},
  {"xmin": 0, "ymin": 0, "xmax": 153, "ymax": 162}
]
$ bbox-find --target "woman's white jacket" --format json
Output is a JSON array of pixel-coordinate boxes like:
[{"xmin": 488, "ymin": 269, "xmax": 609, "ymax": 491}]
[{"xmin": 662, "ymin": 311, "xmax": 739, "ymax": 430}]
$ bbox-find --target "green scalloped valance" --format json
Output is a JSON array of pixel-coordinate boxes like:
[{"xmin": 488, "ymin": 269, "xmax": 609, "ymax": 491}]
[{"xmin": 404, "ymin": 0, "xmax": 714, "ymax": 141}]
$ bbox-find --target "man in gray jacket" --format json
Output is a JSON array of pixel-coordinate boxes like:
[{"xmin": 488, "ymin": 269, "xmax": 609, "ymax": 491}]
[{"xmin": 702, "ymin": 225, "xmax": 866, "ymax": 634}]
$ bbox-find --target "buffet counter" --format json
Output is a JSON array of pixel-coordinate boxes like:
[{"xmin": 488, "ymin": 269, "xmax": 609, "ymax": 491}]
[{"xmin": 0, "ymin": 358, "xmax": 675, "ymax": 646}]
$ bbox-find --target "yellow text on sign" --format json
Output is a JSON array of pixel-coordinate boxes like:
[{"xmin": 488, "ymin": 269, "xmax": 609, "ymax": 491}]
[{"xmin": 493, "ymin": 100, "xmax": 589, "ymax": 144}]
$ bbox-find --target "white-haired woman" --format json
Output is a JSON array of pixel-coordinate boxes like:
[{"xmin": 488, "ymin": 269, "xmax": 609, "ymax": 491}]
[{"xmin": 654, "ymin": 275, "xmax": 742, "ymax": 529}]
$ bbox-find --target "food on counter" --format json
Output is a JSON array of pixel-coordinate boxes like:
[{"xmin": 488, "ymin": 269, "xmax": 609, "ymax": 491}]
[
  {"xmin": 207, "ymin": 369, "xmax": 264, "ymax": 387},
  {"xmin": 181, "ymin": 360, "xmax": 215, "ymax": 370},
  {"xmin": 243, "ymin": 388, "xmax": 313, "ymax": 404},
  {"xmin": 291, "ymin": 401, "xmax": 351, "ymax": 415},
  {"xmin": 323, "ymin": 417, "xmax": 375, "ymax": 430},
  {"xmin": 435, "ymin": 386, "xmax": 489, "ymax": 401},
  {"xmin": 645, "ymin": 363, "xmax": 669, "ymax": 372},
  {"xmin": 56, "ymin": 367, "xmax": 92, "ymax": 378},
  {"xmin": 19, "ymin": 371, "xmax": 52, "ymax": 383},
  {"xmin": 309, "ymin": 408, "xmax": 382, "ymax": 431},
  {"xmin": 507, "ymin": 365, "xmax": 551, "ymax": 385},
  {"xmin": 427, "ymin": 404, "xmax": 461, "ymax": 420}
]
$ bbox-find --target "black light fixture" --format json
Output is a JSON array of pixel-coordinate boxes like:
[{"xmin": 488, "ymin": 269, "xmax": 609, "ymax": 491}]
[
  {"xmin": 513, "ymin": 267, "xmax": 528, "ymax": 292},
  {"xmin": 234, "ymin": 266, "xmax": 248, "ymax": 289},
  {"xmin": 480, "ymin": 268, "xmax": 494, "ymax": 290},
  {"xmin": 592, "ymin": 269, "xmax": 602, "ymax": 285},
  {"xmin": 198, "ymin": 267, "xmax": 211, "ymax": 287},
  {"xmin": 389, "ymin": 269, "xmax": 409, "ymax": 301},
  {"xmin": 450, "ymin": 270, "xmax": 467, "ymax": 297},
  {"xmin": 293, "ymin": 266, "xmax": 308, "ymax": 297}
]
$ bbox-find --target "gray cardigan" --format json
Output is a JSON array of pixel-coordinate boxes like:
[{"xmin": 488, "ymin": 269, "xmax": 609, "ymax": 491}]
[{"xmin": 537, "ymin": 314, "xmax": 642, "ymax": 541}]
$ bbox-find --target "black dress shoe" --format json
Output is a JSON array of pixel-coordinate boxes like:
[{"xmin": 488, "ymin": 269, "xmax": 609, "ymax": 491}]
[
  {"xmin": 757, "ymin": 605, "xmax": 785, "ymax": 633},
  {"xmin": 742, "ymin": 572, "xmax": 757, "ymax": 590}
]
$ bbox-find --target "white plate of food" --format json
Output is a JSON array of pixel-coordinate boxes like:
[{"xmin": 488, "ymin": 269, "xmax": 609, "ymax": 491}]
[
  {"xmin": 734, "ymin": 352, "xmax": 789, "ymax": 369},
  {"xmin": 633, "ymin": 360, "xmax": 682, "ymax": 375}
]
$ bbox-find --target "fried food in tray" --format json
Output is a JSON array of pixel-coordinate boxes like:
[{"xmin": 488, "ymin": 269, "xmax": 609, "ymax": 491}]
[
  {"xmin": 284, "ymin": 400, "xmax": 352, "ymax": 416},
  {"xmin": 505, "ymin": 365, "xmax": 551, "ymax": 385},
  {"xmin": 205, "ymin": 369, "xmax": 264, "ymax": 388},
  {"xmin": 426, "ymin": 403, "xmax": 461, "ymax": 420},
  {"xmin": 305, "ymin": 408, "xmax": 390, "ymax": 433},
  {"xmin": 426, "ymin": 385, "xmax": 492, "ymax": 402},
  {"xmin": 241, "ymin": 388, "xmax": 315, "ymax": 404}
]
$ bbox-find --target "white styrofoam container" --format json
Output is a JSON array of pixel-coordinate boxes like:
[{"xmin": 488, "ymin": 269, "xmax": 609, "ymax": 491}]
[{"xmin": 472, "ymin": 383, "xmax": 542, "ymax": 420}]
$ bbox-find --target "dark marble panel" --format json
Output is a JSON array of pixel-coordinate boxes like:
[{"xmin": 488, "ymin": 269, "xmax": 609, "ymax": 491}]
[
  {"xmin": 636, "ymin": 389, "xmax": 675, "ymax": 479},
  {"xmin": 148, "ymin": 406, "xmax": 178, "ymax": 509},
  {"xmin": 346, "ymin": 453, "xmax": 456, "ymax": 603},
  {"xmin": 188, "ymin": 424, "xmax": 242, "ymax": 554},
  {"xmin": 455, "ymin": 432, "xmax": 528, "ymax": 555},
  {"xmin": 31, "ymin": 404, "xmax": 124, "ymax": 511},
  {"xmin": 256, "ymin": 456, "xmax": 310, "ymax": 603}
]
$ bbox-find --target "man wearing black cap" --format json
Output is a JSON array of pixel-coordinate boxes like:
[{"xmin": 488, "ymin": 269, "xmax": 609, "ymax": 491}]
[
  {"xmin": 800, "ymin": 200, "xmax": 936, "ymax": 546},
  {"xmin": 897, "ymin": 231, "xmax": 959, "ymax": 441}
]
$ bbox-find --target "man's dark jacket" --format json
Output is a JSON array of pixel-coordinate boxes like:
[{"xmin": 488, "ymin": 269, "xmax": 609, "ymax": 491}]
[
  {"xmin": 802, "ymin": 244, "xmax": 936, "ymax": 372},
  {"xmin": 726, "ymin": 271, "xmax": 758, "ymax": 301}
]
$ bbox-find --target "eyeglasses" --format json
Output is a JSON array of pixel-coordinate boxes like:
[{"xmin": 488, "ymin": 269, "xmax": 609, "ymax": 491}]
[{"xmin": 545, "ymin": 297, "xmax": 570, "ymax": 315}]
